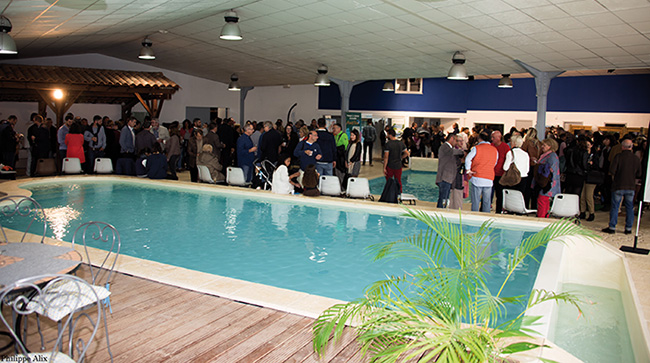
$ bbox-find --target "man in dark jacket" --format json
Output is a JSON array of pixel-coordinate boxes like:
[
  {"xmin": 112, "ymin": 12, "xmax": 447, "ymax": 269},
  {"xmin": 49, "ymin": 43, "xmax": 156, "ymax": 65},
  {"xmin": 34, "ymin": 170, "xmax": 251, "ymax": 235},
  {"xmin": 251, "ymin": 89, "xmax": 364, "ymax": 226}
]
[
  {"xmin": 203, "ymin": 121, "xmax": 224, "ymax": 158},
  {"xmin": 314, "ymin": 118, "xmax": 336, "ymax": 176},
  {"xmin": 259, "ymin": 121, "xmax": 282, "ymax": 163},
  {"xmin": 436, "ymin": 134, "xmax": 464, "ymax": 208},
  {"xmin": 236, "ymin": 124, "xmax": 257, "ymax": 182},
  {"xmin": 602, "ymin": 138, "xmax": 641, "ymax": 234}
]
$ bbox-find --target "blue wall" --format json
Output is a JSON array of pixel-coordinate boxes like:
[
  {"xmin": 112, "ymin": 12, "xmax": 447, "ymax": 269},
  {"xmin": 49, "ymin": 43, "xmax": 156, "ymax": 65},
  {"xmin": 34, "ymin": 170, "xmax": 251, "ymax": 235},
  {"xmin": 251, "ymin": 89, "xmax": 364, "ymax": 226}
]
[{"xmin": 319, "ymin": 74, "xmax": 650, "ymax": 114}]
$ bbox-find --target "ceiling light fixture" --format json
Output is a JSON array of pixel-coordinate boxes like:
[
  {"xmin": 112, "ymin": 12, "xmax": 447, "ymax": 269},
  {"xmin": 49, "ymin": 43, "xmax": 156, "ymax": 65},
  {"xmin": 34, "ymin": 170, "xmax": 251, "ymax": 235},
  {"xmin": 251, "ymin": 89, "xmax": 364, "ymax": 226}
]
[
  {"xmin": 220, "ymin": 11, "xmax": 242, "ymax": 40},
  {"xmin": 498, "ymin": 74, "xmax": 513, "ymax": 88},
  {"xmin": 382, "ymin": 80, "xmax": 395, "ymax": 92},
  {"xmin": 138, "ymin": 37, "xmax": 155, "ymax": 60},
  {"xmin": 447, "ymin": 51, "xmax": 468, "ymax": 80},
  {"xmin": 0, "ymin": 15, "xmax": 17, "ymax": 54},
  {"xmin": 228, "ymin": 73, "xmax": 241, "ymax": 91},
  {"xmin": 314, "ymin": 65, "xmax": 330, "ymax": 86}
]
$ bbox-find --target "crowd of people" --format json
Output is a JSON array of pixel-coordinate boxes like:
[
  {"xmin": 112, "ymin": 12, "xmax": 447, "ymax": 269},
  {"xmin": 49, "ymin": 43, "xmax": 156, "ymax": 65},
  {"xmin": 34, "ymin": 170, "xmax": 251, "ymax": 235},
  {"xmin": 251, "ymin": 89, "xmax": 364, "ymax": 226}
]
[
  {"xmin": 2, "ymin": 112, "xmax": 646, "ymax": 232},
  {"xmin": 429, "ymin": 123, "xmax": 646, "ymax": 232},
  {"xmin": 0, "ymin": 113, "xmax": 370, "ymax": 198}
]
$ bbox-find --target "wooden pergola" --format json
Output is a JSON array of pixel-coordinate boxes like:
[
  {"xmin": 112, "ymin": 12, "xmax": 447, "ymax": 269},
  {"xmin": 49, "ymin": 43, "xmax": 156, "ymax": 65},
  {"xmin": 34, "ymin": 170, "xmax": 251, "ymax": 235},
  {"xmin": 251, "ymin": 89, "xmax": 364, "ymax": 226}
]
[{"xmin": 0, "ymin": 63, "xmax": 180, "ymax": 126}]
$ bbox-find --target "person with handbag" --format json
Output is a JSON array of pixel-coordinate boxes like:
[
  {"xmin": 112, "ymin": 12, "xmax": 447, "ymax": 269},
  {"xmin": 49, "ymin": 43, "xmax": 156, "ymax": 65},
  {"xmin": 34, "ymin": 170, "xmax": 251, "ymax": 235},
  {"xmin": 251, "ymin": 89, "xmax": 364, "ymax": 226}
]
[
  {"xmin": 580, "ymin": 138, "xmax": 602, "ymax": 221},
  {"xmin": 491, "ymin": 130, "xmax": 511, "ymax": 213},
  {"xmin": 501, "ymin": 134, "xmax": 529, "ymax": 194},
  {"xmin": 534, "ymin": 138, "xmax": 561, "ymax": 218}
]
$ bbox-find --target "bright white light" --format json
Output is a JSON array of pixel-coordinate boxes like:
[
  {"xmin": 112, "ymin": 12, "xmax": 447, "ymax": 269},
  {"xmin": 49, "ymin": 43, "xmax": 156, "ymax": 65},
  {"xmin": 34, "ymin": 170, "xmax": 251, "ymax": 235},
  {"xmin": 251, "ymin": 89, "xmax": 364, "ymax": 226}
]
[{"xmin": 53, "ymin": 89, "xmax": 64, "ymax": 100}]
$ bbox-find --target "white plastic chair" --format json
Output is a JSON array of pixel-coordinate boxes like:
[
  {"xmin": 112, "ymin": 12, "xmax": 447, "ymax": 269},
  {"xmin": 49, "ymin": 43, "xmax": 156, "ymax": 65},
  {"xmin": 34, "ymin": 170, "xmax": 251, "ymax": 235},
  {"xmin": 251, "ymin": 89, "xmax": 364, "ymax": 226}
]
[
  {"xmin": 503, "ymin": 189, "xmax": 536, "ymax": 215},
  {"xmin": 346, "ymin": 177, "xmax": 373, "ymax": 200},
  {"xmin": 62, "ymin": 157, "xmax": 82, "ymax": 174},
  {"xmin": 549, "ymin": 193, "xmax": 580, "ymax": 218},
  {"xmin": 226, "ymin": 166, "xmax": 250, "ymax": 187},
  {"xmin": 399, "ymin": 193, "xmax": 418, "ymax": 205},
  {"xmin": 197, "ymin": 165, "xmax": 215, "ymax": 184},
  {"xmin": 94, "ymin": 157, "xmax": 113, "ymax": 174},
  {"xmin": 319, "ymin": 175, "xmax": 342, "ymax": 196}
]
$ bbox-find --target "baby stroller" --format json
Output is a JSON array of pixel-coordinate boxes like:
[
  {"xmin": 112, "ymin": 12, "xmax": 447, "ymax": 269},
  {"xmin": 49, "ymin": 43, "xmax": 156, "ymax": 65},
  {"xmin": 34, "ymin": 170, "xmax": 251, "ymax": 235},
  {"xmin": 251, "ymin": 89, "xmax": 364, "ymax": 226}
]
[{"xmin": 253, "ymin": 159, "xmax": 276, "ymax": 190}]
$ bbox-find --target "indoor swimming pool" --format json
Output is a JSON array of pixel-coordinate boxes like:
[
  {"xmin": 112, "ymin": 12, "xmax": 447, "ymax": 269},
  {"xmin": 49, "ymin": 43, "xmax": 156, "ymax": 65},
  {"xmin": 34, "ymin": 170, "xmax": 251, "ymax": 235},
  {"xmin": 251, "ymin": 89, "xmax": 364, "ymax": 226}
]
[{"xmin": 10, "ymin": 178, "xmax": 544, "ymax": 323}]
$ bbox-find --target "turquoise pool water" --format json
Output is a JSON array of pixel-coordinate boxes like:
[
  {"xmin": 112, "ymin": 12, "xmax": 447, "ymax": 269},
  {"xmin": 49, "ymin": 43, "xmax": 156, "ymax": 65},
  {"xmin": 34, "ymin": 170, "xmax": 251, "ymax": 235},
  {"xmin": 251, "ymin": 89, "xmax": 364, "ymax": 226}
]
[
  {"xmin": 9, "ymin": 180, "xmax": 543, "ymax": 321},
  {"xmin": 551, "ymin": 283, "xmax": 636, "ymax": 363},
  {"xmin": 369, "ymin": 170, "xmax": 439, "ymax": 202}
]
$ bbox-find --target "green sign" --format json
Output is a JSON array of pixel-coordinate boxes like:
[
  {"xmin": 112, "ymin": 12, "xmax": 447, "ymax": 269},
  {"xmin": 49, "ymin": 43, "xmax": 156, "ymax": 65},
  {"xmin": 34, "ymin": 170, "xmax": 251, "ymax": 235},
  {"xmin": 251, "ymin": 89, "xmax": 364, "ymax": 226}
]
[{"xmin": 346, "ymin": 112, "xmax": 361, "ymax": 126}]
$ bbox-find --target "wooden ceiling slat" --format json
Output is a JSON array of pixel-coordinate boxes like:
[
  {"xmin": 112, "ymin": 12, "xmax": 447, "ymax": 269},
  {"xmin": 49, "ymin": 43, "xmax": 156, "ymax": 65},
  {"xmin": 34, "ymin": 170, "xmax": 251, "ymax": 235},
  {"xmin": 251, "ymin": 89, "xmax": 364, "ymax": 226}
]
[
  {"xmin": 0, "ymin": 64, "xmax": 179, "ymax": 106},
  {"xmin": 0, "ymin": 64, "xmax": 179, "ymax": 89}
]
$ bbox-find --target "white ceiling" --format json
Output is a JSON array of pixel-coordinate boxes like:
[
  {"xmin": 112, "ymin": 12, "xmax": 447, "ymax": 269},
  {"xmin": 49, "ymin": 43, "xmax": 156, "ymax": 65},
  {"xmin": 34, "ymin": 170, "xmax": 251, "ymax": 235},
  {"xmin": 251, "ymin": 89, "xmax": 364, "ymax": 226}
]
[{"xmin": 1, "ymin": 0, "xmax": 649, "ymax": 86}]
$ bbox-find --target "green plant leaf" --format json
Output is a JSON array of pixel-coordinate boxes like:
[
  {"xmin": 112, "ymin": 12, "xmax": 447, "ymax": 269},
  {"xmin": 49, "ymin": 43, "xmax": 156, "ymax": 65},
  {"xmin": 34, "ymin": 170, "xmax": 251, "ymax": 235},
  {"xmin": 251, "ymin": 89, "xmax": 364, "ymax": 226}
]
[{"xmin": 501, "ymin": 341, "xmax": 549, "ymax": 354}]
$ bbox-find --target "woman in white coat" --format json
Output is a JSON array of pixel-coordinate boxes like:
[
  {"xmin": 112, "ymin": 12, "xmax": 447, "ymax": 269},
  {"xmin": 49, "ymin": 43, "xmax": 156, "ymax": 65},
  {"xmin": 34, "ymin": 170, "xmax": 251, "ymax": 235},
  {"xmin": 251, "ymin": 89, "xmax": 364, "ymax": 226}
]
[
  {"xmin": 502, "ymin": 134, "xmax": 530, "ymax": 193},
  {"xmin": 272, "ymin": 154, "xmax": 301, "ymax": 194}
]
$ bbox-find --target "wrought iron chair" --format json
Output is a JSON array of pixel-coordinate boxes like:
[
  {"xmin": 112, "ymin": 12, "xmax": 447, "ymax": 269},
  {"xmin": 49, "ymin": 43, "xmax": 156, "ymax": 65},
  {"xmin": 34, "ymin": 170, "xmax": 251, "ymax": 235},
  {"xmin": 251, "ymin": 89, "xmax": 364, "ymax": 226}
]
[
  {"xmin": 34, "ymin": 221, "xmax": 120, "ymax": 363},
  {"xmin": 0, "ymin": 195, "xmax": 47, "ymax": 243},
  {"xmin": 1, "ymin": 274, "xmax": 102, "ymax": 362}
]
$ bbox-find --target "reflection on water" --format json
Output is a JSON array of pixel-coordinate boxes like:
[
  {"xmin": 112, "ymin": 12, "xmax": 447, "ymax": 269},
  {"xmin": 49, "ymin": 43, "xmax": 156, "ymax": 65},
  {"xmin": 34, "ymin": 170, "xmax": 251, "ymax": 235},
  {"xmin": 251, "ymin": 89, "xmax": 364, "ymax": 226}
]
[
  {"xmin": 346, "ymin": 211, "xmax": 368, "ymax": 231},
  {"xmin": 43, "ymin": 206, "xmax": 80, "ymax": 240},
  {"xmin": 319, "ymin": 208, "xmax": 340, "ymax": 227},
  {"xmin": 271, "ymin": 203, "xmax": 292, "ymax": 231}
]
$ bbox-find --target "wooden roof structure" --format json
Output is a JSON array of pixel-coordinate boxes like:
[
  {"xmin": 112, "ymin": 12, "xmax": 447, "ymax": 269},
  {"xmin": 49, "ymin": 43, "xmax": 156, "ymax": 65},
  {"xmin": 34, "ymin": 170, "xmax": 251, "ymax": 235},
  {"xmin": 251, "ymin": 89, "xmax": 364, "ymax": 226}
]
[{"xmin": 0, "ymin": 63, "xmax": 180, "ymax": 125}]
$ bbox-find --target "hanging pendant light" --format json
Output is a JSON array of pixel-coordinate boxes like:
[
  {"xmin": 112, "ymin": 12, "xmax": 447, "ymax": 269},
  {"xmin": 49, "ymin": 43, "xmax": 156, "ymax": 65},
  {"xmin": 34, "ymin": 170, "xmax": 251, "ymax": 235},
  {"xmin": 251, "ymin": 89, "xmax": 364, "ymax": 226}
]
[
  {"xmin": 314, "ymin": 65, "xmax": 330, "ymax": 86},
  {"xmin": 228, "ymin": 74, "xmax": 241, "ymax": 91},
  {"xmin": 382, "ymin": 80, "xmax": 395, "ymax": 92},
  {"xmin": 498, "ymin": 74, "xmax": 513, "ymax": 88},
  {"xmin": 138, "ymin": 37, "xmax": 155, "ymax": 60},
  {"xmin": 0, "ymin": 15, "xmax": 17, "ymax": 54},
  {"xmin": 447, "ymin": 51, "xmax": 468, "ymax": 80},
  {"xmin": 220, "ymin": 11, "xmax": 242, "ymax": 40}
]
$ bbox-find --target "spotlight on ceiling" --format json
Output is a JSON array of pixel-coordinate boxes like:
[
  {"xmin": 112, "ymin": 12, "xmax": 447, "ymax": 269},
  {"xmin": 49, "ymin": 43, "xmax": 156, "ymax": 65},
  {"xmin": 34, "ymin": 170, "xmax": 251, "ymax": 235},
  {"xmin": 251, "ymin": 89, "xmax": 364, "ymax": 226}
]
[
  {"xmin": 220, "ymin": 11, "xmax": 242, "ymax": 40},
  {"xmin": 447, "ymin": 51, "xmax": 468, "ymax": 80},
  {"xmin": 0, "ymin": 15, "xmax": 17, "ymax": 54},
  {"xmin": 314, "ymin": 65, "xmax": 330, "ymax": 87},
  {"xmin": 498, "ymin": 74, "xmax": 513, "ymax": 88},
  {"xmin": 382, "ymin": 80, "xmax": 395, "ymax": 92},
  {"xmin": 228, "ymin": 74, "xmax": 241, "ymax": 91},
  {"xmin": 138, "ymin": 37, "xmax": 155, "ymax": 60}
]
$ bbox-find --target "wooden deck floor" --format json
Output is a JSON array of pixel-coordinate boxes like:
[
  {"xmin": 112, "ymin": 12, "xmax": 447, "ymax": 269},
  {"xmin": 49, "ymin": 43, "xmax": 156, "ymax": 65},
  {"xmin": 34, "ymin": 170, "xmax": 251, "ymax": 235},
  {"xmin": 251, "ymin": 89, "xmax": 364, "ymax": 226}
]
[{"xmin": 1, "ymin": 266, "xmax": 371, "ymax": 362}]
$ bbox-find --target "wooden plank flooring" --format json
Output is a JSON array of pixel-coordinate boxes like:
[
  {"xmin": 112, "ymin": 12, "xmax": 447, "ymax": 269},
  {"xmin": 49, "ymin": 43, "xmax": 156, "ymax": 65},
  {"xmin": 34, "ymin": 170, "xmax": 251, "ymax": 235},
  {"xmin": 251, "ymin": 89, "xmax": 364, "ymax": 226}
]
[{"xmin": 1, "ymin": 266, "xmax": 374, "ymax": 362}]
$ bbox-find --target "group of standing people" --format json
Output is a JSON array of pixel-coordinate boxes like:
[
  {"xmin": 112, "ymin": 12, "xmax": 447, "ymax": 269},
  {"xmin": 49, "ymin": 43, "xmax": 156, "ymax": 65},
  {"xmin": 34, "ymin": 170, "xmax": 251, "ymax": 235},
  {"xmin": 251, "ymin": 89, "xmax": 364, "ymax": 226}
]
[{"xmin": 434, "ymin": 124, "xmax": 646, "ymax": 232}]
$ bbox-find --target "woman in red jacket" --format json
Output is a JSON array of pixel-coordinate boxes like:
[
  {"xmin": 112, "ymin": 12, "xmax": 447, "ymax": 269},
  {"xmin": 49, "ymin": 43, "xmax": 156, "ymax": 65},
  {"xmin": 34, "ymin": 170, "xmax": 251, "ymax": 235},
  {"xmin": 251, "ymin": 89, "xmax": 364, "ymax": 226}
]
[{"xmin": 65, "ymin": 122, "xmax": 86, "ymax": 165}]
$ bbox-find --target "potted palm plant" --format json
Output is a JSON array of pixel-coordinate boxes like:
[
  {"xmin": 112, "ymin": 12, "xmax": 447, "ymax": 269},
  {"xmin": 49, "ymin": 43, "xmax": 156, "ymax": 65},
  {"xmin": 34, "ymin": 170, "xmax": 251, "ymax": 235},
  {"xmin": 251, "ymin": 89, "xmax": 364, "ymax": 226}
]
[{"xmin": 313, "ymin": 208, "xmax": 597, "ymax": 362}]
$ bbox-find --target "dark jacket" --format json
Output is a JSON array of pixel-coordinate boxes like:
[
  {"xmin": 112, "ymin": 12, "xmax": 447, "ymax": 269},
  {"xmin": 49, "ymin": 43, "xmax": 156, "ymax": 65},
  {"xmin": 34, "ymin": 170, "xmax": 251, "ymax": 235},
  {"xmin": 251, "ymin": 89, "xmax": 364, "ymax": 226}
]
[
  {"xmin": 259, "ymin": 128, "xmax": 282, "ymax": 163},
  {"xmin": 146, "ymin": 153, "xmax": 168, "ymax": 179},
  {"xmin": 436, "ymin": 142, "xmax": 465, "ymax": 184},
  {"xmin": 315, "ymin": 129, "xmax": 336, "ymax": 163},
  {"xmin": 610, "ymin": 150, "xmax": 641, "ymax": 191},
  {"xmin": 203, "ymin": 131, "xmax": 224, "ymax": 156},
  {"xmin": 294, "ymin": 140, "xmax": 322, "ymax": 170}
]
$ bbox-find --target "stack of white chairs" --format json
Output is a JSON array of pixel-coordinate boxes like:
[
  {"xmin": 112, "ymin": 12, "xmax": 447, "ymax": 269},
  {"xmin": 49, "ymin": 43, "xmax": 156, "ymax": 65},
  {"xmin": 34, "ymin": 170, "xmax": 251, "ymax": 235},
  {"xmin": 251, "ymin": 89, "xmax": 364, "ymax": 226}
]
[
  {"xmin": 226, "ymin": 166, "xmax": 250, "ymax": 187},
  {"xmin": 345, "ymin": 177, "xmax": 374, "ymax": 200},
  {"xmin": 62, "ymin": 157, "xmax": 82, "ymax": 174},
  {"xmin": 198, "ymin": 165, "xmax": 215, "ymax": 184},
  {"xmin": 319, "ymin": 175, "xmax": 343, "ymax": 196},
  {"xmin": 549, "ymin": 193, "xmax": 580, "ymax": 219},
  {"xmin": 94, "ymin": 158, "xmax": 114, "ymax": 174},
  {"xmin": 502, "ymin": 189, "xmax": 537, "ymax": 215}
]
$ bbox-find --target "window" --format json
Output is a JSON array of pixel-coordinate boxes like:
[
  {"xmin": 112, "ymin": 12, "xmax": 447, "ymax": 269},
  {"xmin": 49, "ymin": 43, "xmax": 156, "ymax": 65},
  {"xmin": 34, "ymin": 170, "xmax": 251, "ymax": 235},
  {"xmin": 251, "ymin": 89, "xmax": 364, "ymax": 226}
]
[{"xmin": 394, "ymin": 78, "xmax": 422, "ymax": 94}]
